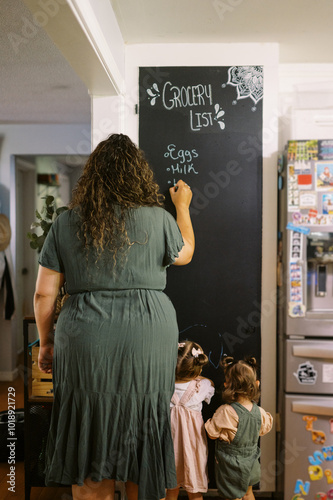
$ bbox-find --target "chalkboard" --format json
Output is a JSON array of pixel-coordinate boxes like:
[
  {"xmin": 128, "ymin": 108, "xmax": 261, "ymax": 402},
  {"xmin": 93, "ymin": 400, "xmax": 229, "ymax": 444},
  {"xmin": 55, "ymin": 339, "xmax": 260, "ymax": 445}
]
[{"xmin": 139, "ymin": 66, "xmax": 263, "ymax": 486}]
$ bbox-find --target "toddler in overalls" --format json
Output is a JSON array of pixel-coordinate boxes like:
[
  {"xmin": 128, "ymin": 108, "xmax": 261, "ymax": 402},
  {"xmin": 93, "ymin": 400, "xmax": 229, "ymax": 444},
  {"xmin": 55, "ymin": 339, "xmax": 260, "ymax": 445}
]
[{"xmin": 205, "ymin": 356, "xmax": 273, "ymax": 500}]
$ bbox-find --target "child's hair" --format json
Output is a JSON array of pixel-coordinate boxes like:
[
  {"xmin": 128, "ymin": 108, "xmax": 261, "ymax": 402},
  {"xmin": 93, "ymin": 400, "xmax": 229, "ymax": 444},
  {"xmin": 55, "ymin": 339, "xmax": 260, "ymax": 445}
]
[
  {"xmin": 221, "ymin": 356, "xmax": 260, "ymax": 403},
  {"xmin": 176, "ymin": 340, "xmax": 208, "ymax": 381}
]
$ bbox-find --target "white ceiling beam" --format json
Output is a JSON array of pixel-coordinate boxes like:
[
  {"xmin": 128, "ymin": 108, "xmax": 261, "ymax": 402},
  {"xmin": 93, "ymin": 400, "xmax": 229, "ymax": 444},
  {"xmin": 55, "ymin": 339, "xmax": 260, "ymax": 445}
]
[{"xmin": 22, "ymin": 0, "xmax": 125, "ymax": 96}]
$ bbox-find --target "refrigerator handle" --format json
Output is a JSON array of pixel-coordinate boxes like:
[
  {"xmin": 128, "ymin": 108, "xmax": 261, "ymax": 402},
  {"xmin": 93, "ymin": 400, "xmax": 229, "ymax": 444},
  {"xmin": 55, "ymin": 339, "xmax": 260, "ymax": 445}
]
[
  {"xmin": 293, "ymin": 344, "xmax": 333, "ymax": 359},
  {"xmin": 292, "ymin": 401, "xmax": 333, "ymax": 416}
]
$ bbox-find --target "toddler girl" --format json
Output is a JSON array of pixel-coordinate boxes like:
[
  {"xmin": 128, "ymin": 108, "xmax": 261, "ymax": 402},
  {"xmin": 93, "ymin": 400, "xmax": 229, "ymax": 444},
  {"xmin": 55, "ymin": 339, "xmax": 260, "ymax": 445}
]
[
  {"xmin": 166, "ymin": 340, "xmax": 215, "ymax": 500},
  {"xmin": 205, "ymin": 356, "xmax": 273, "ymax": 500}
]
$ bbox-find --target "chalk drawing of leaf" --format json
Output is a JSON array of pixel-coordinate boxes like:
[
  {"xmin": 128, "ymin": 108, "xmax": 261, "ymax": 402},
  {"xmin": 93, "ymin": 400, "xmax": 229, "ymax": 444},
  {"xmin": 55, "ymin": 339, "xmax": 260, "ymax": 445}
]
[
  {"xmin": 217, "ymin": 110, "xmax": 225, "ymax": 119},
  {"xmin": 147, "ymin": 89, "xmax": 154, "ymax": 96},
  {"xmin": 150, "ymin": 97, "xmax": 157, "ymax": 106},
  {"xmin": 153, "ymin": 83, "xmax": 159, "ymax": 92},
  {"xmin": 214, "ymin": 104, "xmax": 219, "ymax": 113},
  {"xmin": 218, "ymin": 121, "xmax": 225, "ymax": 130}
]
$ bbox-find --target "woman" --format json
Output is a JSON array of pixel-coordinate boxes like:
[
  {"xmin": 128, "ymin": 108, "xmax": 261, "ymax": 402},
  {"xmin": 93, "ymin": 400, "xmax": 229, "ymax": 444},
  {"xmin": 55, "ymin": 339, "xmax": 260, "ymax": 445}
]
[{"xmin": 34, "ymin": 133, "xmax": 195, "ymax": 500}]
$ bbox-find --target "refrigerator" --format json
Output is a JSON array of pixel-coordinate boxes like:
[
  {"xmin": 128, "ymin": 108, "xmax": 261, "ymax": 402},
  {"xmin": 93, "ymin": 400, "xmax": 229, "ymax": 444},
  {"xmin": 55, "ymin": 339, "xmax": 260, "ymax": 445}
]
[{"xmin": 278, "ymin": 140, "xmax": 333, "ymax": 499}]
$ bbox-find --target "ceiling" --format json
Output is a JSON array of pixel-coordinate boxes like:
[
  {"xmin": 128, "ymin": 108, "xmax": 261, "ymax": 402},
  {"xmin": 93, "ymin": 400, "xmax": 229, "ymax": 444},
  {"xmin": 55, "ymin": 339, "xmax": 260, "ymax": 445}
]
[
  {"xmin": 1, "ymin": 0, "xmax": 333, "ymax": 124},
  {"xmin": 111, "ymin": 0, "xmax": 333, "ymax": 65},
  {"xmin": 0, "ymin": 0, "xmax": 91, "ymax": 124}
]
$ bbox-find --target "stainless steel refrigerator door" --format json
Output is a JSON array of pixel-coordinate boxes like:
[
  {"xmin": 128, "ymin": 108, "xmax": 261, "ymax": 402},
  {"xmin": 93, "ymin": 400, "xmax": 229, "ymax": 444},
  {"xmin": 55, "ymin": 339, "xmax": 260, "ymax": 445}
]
[
  {"xmin": 284, "ymin": 395, "xmax": 333, "ymax": 499},
  {"xmin": 285, "ymin": 339, "xmax": 333, "ymax": 394}
]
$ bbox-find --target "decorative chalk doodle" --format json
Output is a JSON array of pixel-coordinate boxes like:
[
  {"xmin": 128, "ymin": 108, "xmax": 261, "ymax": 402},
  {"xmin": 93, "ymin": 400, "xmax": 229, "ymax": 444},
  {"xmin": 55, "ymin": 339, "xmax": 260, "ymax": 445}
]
[
  {"xmin": 214, "ymin": 104, "xmax": 225, "ymax": 129},
  {"xmin": 224, "ymin": 66, "xmax": 263, "ymax": 110},
  {"xmin": 146, "ymin": 83, "xmax": 160, "ymax": 105}
]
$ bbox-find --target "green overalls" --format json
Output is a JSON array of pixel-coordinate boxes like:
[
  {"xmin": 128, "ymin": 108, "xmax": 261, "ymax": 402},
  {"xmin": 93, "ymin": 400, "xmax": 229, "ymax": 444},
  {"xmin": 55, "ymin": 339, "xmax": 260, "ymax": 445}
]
[{"xmin": 215, "ymin": 402, "xmax": 261, "ymax": 499}]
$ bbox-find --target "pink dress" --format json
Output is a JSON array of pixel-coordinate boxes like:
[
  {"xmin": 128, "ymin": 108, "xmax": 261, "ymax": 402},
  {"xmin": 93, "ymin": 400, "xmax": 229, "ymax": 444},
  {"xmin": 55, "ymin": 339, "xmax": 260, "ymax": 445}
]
[{"xmin": 170, "ymin": 378, "xmax": 215, "ymax": 493}]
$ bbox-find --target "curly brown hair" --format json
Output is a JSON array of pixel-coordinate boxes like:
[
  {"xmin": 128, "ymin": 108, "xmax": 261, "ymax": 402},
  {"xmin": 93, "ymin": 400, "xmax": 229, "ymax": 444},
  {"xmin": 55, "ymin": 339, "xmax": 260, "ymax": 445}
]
[
  {"xmin": 70, "ymin": 134, "xmax": 164, "ymax": 259},
  {"xmin": 176, "ymin": 340, "xmax": 209, "ymax": 381},
  {"xmin": 221, "ymin": 356, "xmax": 260, "ymax": 403}
]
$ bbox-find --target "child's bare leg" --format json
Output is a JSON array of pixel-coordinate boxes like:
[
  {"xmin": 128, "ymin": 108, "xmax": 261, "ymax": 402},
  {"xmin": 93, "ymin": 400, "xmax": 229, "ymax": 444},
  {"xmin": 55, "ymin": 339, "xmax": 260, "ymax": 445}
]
[
  {"xmin": 166, "ymin": 486, "xmax": 180, "ymax": 500},
  {"xmin": 187, "ymin": 492, "xmax": 203, "ymax": 500},
  {"xmin": 242, "ymin": 486, "xmax": 255, "ymax": 500}
]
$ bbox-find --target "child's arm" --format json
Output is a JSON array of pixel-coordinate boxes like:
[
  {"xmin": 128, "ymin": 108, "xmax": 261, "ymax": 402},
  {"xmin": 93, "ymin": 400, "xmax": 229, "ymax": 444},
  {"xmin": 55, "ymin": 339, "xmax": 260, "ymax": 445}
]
[
  {"xmin": 197, "ymin": 375, "xmax": 215, "ymax": 387},
  {"xmin": 259, "ymin": 407, "xmax": 273, "ymax": 436},
  {"xmin": 205, "ymin": 404, "xmax": 238, "ymax": 442}
]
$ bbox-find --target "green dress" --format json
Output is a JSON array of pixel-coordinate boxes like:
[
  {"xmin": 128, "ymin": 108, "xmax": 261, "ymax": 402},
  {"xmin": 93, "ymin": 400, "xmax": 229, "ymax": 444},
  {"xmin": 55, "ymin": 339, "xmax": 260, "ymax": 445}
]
[
  {"xmin": 38, "ymin": 206, "xmax": 184, "ymax": 500},
  {"xmin": 214, "ymin": 402, "xmax": 262, "ymax": 499}
]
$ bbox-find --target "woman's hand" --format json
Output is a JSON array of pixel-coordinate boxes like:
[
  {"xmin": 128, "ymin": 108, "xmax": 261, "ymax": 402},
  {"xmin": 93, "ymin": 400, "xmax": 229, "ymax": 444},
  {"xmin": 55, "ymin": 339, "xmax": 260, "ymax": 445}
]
[
  {"xmin": 169, "ymin": 179, "xmax": 192, "ymax": 209},
  {"xmin": 169, "ymin": 179, "xmax": 195, "ymax": 266},
  {"xmin": 38, "ymin": 344, "xmax": 54, "ymax": 374}
]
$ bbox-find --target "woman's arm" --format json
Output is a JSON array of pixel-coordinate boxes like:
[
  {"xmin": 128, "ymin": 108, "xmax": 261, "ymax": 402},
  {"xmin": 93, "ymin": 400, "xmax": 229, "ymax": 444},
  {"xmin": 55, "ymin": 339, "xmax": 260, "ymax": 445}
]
[
  {"xmin": 169, "ymin": 179, "xmax": 195, "ymax": 265},
  {"xmin": 34, "ymin": 265, "xmax": 65, "ymax": 373}
]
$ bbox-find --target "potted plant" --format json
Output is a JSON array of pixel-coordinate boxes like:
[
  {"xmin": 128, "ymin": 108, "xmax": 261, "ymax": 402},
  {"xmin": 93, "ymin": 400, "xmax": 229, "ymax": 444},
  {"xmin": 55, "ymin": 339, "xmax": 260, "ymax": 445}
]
[{"xmin": 27, "ymin": 195, "xmax": 68, "ymax": 252}]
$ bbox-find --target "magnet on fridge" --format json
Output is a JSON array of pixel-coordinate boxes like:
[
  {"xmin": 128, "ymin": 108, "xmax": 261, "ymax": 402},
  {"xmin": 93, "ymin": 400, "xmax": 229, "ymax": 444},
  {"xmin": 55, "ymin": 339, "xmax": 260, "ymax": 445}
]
[
  {"xmin": 308, "ymin": 465, "xmax": 324, "ymax": 481},
  {"xmin": 292, "ymin": 212, "xmax": 302, "ymax": 224},
  {"xmin": 323, "ymin": 446, "xmax": 333, "ymax": 461},
  {"xmin": 311, "ymin": 430, "xmax": 326, "ymax": 445},
  {"xmin": 330, "ymin": 419, "xmax": 333, "ymax": 434},
  {"xmin": 325, "ymin": 469, "xmax": 333, "ymax": 484},
  {"xmin": 308, "ymin": 208, "xmax": 318, "ymax": 219},
  {"xmin": 309, "ymin": 450, "xmax": 324, "ymax": 465},
  {"xmin": 289, "ymin": 302, "xmax": 306, "ymax": 318},
  {"xmin": 294, "ymin": 362, "xmax": 317, "ymax": 384},
  {"xmin": 303, "ymin": 415, "xmax": 317, "ymax": 430},
  {"xmin": 286, "ymin": 222, "xmax": 311, "ymax": 234},
  {"xmin": 294, "ymin": 479, "xmax": 310, "ymax": 495},
  {"xmin": 315, "ymin": 493, "xmax": 327, "ymax": 500}
]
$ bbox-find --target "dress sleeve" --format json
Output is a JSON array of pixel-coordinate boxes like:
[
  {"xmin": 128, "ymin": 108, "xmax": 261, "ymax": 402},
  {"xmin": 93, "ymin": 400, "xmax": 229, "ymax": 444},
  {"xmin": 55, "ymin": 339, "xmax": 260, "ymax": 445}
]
[
  {"xmin": 205, "ymin": 404, "xmax": 238, "ymax": 443},
  {"xmin": 259, "ymin": 407, "xmax": 273, "ymax": 436},
  {"xmin": 163, "ymin": 209, "xmax": 184, "ymax": 267},
  {"xmin": 201, "ymin": 378, "xmax": 215, "ymax": 404},
  {"xmin": 38, "ymin": 218, "xmax": 64, "ymax": 273}
]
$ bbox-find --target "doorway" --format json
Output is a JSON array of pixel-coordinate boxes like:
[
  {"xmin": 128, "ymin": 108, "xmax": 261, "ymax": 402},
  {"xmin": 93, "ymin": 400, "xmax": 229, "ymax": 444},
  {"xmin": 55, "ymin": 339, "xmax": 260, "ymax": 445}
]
[{"xmin": 15, "ymin": 154, "xmax": 87, "ymax": 352}]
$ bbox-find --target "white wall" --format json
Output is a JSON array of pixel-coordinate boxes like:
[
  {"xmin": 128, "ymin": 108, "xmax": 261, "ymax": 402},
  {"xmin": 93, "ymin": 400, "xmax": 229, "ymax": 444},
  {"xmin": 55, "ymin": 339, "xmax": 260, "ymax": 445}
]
[
  {"xmin": 90, "ymin": 96, "xmax": 124, "ymax": 150},
  {"xmin": 279, "ymin": 63, "xmax": 333, "ymax": 148},
  {"xmin": 0, "ymin": 123, "xmax": 90, "ymax": 380}
]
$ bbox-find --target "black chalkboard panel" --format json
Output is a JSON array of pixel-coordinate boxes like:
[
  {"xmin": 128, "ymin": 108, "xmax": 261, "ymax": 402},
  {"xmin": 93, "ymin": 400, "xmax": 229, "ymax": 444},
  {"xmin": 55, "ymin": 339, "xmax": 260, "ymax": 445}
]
[{"xmin": 139, "ymin": 66, "xmax": 263, "ymax": 486}]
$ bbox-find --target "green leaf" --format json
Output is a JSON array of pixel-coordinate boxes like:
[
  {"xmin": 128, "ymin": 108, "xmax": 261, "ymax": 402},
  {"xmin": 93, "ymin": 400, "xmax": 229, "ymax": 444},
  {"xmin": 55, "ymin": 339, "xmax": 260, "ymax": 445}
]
[
  {"xmin": 35, "ymin": 210, "xmax": 42, "ymax": 220},
  {"xmin": 29, "ymin": 240, "xmax": 39, "ymax": 250},
  {"xmin": 46, "ymin": 206, "xmax": 54, "ymax": 219},
  {"xmin": 36, "ymin": 234, "xmax": 46, "ymax": 252},
  {"xmin": 45, "ymin": 195, "xmax": 54, "ymax": 206},
  {"xmin": 30, "ymin": 222, "xmax": 41, "ymax": 229},
  {"xmin": 40, "ymin": 220, "xmax": 52, "ymax": 232}
]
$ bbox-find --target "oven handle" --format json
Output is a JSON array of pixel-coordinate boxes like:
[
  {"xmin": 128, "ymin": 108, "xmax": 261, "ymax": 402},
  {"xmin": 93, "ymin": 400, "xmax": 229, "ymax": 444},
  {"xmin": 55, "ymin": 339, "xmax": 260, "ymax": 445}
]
[
  {"xmin": 292, "ymin": 401, "xmax": 333, "ymax": 416},
  {"xmin": 293, "ymin": 344, "xmax": 333, "ymax": 359}
]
